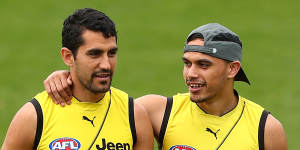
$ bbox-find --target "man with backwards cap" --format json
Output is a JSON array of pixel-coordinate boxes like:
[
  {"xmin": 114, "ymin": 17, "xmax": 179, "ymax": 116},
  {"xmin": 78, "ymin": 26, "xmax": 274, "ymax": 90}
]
[{"xmin": 43, "ymin": 23, "xmax": 287, "ymax": 149}]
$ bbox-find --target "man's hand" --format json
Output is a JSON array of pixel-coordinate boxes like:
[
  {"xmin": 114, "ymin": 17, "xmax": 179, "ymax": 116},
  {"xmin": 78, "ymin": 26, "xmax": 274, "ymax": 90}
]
[{"xmin": 43, "ymin": 70, "xmax": 73, "ymax": 106}]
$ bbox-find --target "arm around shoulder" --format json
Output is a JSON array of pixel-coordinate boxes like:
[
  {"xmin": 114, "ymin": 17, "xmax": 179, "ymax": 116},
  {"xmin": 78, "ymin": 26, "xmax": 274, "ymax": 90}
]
[
  {"xmin": 264, "ymin": 114, "xmax": 287, "ymax": 150},
  {"xmin": 135, "ymin": 95, "xmax": 167, "ymax": 138},
  {"xmin": 1, "ymin": 102, "xmax": 37, "ymax": 150},
  {"xmin": 132, "ymin": 101, "xmax": 154, "ymax": 150}
]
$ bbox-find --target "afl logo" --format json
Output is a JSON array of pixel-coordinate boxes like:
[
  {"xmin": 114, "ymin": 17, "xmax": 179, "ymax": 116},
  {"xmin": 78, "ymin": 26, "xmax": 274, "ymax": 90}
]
[
  {"xmin": 169, "ymin": 145, "xmax": 196, "ymax": 150},
  {"xmin": 49, "ymin": 137, "xmax": 81, "ymax": 150}
]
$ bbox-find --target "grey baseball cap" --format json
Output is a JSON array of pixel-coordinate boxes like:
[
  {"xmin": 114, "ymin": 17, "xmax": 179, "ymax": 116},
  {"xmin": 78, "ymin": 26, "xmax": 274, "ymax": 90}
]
[{"xmin": 184, "ymin": 23, "xmax": 250, "ymax": 85}]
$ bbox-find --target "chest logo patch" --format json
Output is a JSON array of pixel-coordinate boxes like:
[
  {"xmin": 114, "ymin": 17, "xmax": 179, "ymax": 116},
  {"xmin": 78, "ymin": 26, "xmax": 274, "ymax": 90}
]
[
  {"xmin": 95, "ymin": 138, "xmax": 130, "ymax": 150},
  {"xmin": 49, "ymin": 137, "xmax": 81, "ymax": 150},
  {"xmin": 206, "ymin": 128, "xmax": 220, "ymax": 139},
  {"xmin": 169, "ymin": 145, "xmax": 196, "ymax": 150},
  {"xmin": 83, "ymin": 116, "xmax": 96, "ymax": 127}
]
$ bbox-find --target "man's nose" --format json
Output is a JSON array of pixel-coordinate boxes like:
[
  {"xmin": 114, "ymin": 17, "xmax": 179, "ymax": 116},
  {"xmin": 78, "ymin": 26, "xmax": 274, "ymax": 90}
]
[
  {"xmin": 98, "ymin": 55, "xmax": 111, "ymax": 70},
  {"xmin": 187, "ymin": 65, "xmax": 199, "ymax": 78}
]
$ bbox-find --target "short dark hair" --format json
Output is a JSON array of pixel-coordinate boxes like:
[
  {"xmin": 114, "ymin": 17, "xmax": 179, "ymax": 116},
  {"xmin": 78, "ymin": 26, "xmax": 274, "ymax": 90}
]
[
  {"xmin": 187, "ymin": 33, "xmax": 242, "ymax": 48},
  {"xmin": 62, "ymin": 8, "xmax": 117, "ymax": 58}
]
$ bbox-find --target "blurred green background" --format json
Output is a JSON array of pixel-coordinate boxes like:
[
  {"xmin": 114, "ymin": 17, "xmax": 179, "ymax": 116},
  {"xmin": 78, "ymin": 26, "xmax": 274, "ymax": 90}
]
[{"xmin": 0, "ymin": 0, "xmax": 299, "ymax": 149}]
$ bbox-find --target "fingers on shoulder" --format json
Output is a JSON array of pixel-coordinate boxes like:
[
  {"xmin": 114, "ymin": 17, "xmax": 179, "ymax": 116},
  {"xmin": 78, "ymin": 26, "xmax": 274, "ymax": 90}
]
[{"xmin": 44, "ymin": 70, "xmax": 70, "ymax": 91}]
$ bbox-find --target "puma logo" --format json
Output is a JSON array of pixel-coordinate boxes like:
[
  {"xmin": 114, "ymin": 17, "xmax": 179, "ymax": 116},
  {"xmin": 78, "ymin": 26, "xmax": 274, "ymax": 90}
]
[
  {"xmin": 83, "ymin": 116, "xmax": 96, "ymax": 127},
  {"xmin": 206, "ymin": 128, "xmax": 220, "ymax": 139}
]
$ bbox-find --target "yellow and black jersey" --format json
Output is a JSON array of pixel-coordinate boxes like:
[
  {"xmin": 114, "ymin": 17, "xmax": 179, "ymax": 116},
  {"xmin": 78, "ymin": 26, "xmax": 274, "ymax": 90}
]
[
  {"xmin": 159, "ymin": 90, "xmax": 269, "ymax": 150},
  {"xmin": 30, "ymin": 87, "xmax": 136, "ymax": 150}
]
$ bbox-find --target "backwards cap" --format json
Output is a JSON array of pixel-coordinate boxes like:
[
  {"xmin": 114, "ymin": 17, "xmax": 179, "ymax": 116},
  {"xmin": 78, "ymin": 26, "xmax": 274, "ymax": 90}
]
[{"xmin": 184, "ymin": 23, "xmax": 250, "ymax": 85}]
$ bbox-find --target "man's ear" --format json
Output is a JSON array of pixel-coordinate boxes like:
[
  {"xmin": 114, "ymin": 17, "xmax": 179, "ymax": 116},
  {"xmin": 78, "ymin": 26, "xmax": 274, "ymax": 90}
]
[
  {"xmin": 61, "ymin": 47, "xmax": 75, "ymax": 67},
  {"xmin": 228, "ymin": 61, "xmax": 241, "ymax": 79}
]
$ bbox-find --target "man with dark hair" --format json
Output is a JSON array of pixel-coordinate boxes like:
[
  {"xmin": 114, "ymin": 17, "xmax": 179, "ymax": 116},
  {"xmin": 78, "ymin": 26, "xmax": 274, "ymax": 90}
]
[
  {"xmin": 142, "ymin": 23, "xmax": 286, "ymax": 150},
  {"xmin": 41, "ymin": 23, "xmax": 287, "ymax": 149},
  {"xmin": 1, "ymin": 8, "xmax": 153, "ymax": 150}
]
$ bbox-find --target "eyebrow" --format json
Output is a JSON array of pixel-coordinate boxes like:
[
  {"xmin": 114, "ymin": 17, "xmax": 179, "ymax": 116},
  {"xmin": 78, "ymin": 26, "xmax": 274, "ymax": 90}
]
[
  {"xmin": 109, "ymin": 47, "xmax": 118, "ymax": 52},
  {"xmin": 182, "ymin": 57, "xmax": 212, "ymax": 64},
  {"xmin": 182, "ymin": 57, "xmax": 188, "ymax": 62},
  {"xmin": 196, "ymin": 59, "xmax": 212, "ymax": 64},
  {"xmin": 87, "ymin": 48, "xmax": 102, "ymax": 52},
  {"xmin": 87, "ymin": 47, "xmax": 118, "ymax": 52}
]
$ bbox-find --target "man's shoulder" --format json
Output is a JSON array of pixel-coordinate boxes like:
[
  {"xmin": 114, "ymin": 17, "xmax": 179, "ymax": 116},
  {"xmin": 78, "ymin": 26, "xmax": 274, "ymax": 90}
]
[
  {"xmin": 173, "ymin": 92, "xmax": 189, "ymax": 99},
  {"xmin": 34, "ymin": 90, "xmax": 49, "ymax": 99},
  {"xmin": 1, "ymin": 101, "xmax": 38, "ymax": 149},
  {"xmin": 31, "ymin": 90, "xmax": 59, "ymax": 110},
  {"xmin": 239, "ymin": 96, "xmax": 265, "ymax": 113},
  {"xmin": 172, "ymin": 92, "xmax": 190, "ymax": 104},
  {"xmin": 33, "ymin": 90, "xmax": 52, "ymax": 103},
  {"xmin": 110, "ymin": 87, "xmax": 128, "ymax": 97}
]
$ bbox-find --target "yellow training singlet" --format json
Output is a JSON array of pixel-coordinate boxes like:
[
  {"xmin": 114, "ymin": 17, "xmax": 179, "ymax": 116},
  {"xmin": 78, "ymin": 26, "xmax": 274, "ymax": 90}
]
[
  {"xmin": 159, "ymin": 91, "xmax": 269, "ymax": 150},
  {"xmin": 29, "ymin": 87, "xmax": 136, "ymax": 150}
]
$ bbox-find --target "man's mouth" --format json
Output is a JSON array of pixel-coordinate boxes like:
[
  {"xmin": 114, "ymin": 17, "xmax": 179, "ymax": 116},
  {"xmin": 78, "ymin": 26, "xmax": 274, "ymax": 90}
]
[
  {"xmin": 189, "ymin": 83, "xmax": 206, "ymax": 88},
  {"xmin": 186, "ymin": 80, "xmax": 207, "ymax": 92},
  {"xmin": 92, "ymin": 70, "xmax": 112, "ymax": 80},
  {"xmin": 94, "ymin": 73, "xmax": 111, "ymax": 78}
]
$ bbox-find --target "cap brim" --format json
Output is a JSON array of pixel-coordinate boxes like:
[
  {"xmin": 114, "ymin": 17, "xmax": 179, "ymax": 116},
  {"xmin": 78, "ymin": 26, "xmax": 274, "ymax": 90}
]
[{"xmin": 235, "ymin": 67, "xmax": 250, "ymax": 85}]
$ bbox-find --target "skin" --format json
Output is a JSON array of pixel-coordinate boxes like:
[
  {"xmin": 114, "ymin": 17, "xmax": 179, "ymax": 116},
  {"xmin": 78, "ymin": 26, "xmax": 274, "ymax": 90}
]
[
  {"xmin": 62, "ymin": 30, "xmax": 117, "ymax": 102},
  {"xmin": 35, "ymin": 38, "xmax": 287, "ymax": 149},
  {"xmin": 1, "ymin": 103, "xmax": 36, "ymax": 150},
  {"xmin": 182, "ymin": 39, "xmax": 240, "ymax": 116},
  {"xmin": 1, "ymin": 30, "xmax": 153, "ymax": 150}
]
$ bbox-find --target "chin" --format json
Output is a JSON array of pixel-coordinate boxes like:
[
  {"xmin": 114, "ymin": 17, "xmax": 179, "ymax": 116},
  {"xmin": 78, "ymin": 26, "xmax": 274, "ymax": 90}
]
[
  {"xmin": 90, "ymin": 88, "xmax": 110, "ymax": 94},
  {"xmin": 92, "ymin": 80, "xmax": 111, "ymax": 92},
  {"xmin": 190, "ymin": 94, "xmax": 209, "ymax": 103},
  {"xmin": 89, "ymin": 84, "xmax": 111, "ymax": 94}
]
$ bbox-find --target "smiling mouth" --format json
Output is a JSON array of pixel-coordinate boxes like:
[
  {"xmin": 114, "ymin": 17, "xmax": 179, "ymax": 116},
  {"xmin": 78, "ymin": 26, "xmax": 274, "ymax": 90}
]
[
  {"xmin": 189, "ymin": 83, "xmax": 206, "ymax": 88},
  {"xmin": 94, "ymin": 74, "xmax": 111, "ymax": 78},
  {"xmin": 186, "ymin": 79, "xmax": 207, "ymax": 91},
  {"xmin": 92, "ymin": 70, "xmax": 113, "ymax": 79},
  {"xmin": 93, "ymin": 71, "xmax": 112, "ymax": 79}
]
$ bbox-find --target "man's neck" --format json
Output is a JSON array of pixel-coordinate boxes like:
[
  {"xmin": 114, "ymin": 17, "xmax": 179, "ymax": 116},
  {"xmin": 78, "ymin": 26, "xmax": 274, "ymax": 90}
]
[
  {"xmin": 72, "ymin": 82, "xmax": 106, "ymax": 103},
  {"xmin": 73, "ymin": 88, "xmax": 106, "ymax": 103},
  {"xmin": 197, "ymin": 88, "xmax": 238, "ymax": 117}
]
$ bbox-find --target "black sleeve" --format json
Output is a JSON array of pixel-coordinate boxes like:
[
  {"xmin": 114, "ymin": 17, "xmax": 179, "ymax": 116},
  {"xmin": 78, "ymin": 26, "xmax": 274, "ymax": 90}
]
[
  {"xmin": 158, "ymin": 97, "xmax": 173, "ymax": 149},
  {"xmin": 128, "ymin": 96, "xmax": 137, "ymax": 145},
  {"xmin": 258, "ymin": 110, "xmax": 270, "ymax": 150},
  {"xmin": 29, "ymin": 98, "xmax": 43, "ymax": 150}
]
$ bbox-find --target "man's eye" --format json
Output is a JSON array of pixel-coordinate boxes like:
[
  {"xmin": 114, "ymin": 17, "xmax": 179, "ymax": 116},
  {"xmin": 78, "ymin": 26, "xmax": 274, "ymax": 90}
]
[
  {"xmin": 88, "ymin": 51, "xmax": 100, "ymax": 56},
  {"xmin": 183, "ymin": 61, "xmax": 191, "ymax": 66},
  {"xmin": 200, "ymin": 63, "xmax": 209, "ymax": 68},
  {"xmin": 108, "ymin": 50, "xmax": 117, "ymax": 57}
]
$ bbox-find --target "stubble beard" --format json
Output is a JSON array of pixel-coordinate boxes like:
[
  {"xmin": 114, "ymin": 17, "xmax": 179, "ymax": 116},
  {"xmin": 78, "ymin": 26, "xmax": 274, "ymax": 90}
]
[
  {"xmin": 189, "ymin": 92, "xmax": 215, "ymax": 104},
  {"xmin": 87, "ymin": 78, "xmax": 112, "ymax": 94},
  {"xmin": 78, "ymin": 70, "xmax": 113, "ymax": 94},
  {"xmin": 190, "ymin": 95, "xmax": 209, "ymax": 103}
]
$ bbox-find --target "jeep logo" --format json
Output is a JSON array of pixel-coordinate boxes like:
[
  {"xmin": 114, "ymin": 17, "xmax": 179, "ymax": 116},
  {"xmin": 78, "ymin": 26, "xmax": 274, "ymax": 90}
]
[{"xmin": 96, "ymin": 138, "xmax": 130, "ymax": 150}]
